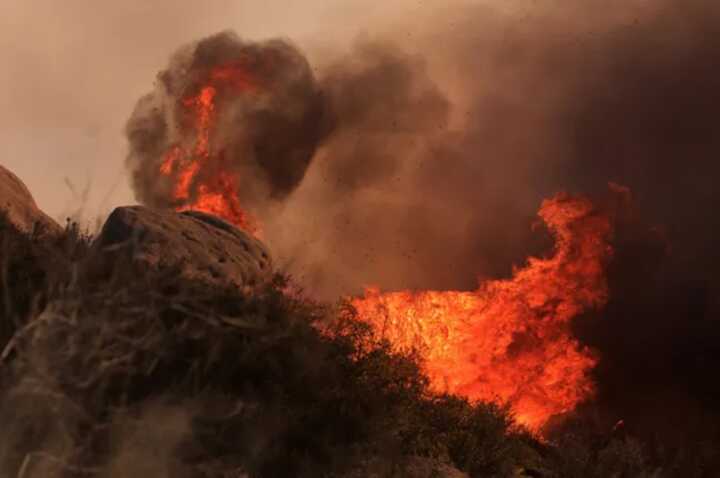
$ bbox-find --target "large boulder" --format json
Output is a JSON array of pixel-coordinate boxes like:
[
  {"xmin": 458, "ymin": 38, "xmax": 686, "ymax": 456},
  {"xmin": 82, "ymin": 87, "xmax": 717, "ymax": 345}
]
[
  {"xmin": 91, "ymin": 206, "xmax": 272, "ymax": 291},
  {"xmin": 0, "ymin": 165, "xmax": 66, "ymax": 350},
  {"xmin": 0, "ymin": 164, "xmax": 62, "ymax": 237}
]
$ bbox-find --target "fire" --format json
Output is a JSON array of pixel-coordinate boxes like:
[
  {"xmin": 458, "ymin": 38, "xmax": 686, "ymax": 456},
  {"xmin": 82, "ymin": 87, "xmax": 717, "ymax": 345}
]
[
  {"xmin": 350, "ymin": 194, "xmax": 613, "ymax": 430},
  {"xmin": 159, "ymin": 64, "xmax": 258, "ymax": 234}
]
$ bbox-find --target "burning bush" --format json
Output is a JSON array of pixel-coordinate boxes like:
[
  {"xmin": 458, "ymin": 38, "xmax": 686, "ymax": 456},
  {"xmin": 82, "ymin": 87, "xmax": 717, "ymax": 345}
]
[
  {"xmin": 1, "ymin": 207, "xmax": 717, "ymax": 477},
  {"xmin": 1, "ymin": 225, "xmax": 541, "ymax": 477}
]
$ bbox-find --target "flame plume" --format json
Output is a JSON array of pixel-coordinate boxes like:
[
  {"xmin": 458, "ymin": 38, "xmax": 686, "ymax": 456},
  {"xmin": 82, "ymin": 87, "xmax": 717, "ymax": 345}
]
[
  {"xmin": 351, "ymin": 194, "xmax": 613, "ymax": 430},
  {"xmin": 159, "ymin": 73, "xmax": 257, "ymax": 233},
  {"xmin": 126, "ymin": 32, "xmax": 326, "ymax": 236}
]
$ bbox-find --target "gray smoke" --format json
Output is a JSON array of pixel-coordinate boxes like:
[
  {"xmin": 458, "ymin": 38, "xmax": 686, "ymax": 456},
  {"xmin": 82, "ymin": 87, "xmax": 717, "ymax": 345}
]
[
  {"xmin": 126, "ymin": 31, "xmax": 326, "ymax": 211},
  {"xmin": 125, "ymin": 1, "xmax": 720, "ymax": 445}
]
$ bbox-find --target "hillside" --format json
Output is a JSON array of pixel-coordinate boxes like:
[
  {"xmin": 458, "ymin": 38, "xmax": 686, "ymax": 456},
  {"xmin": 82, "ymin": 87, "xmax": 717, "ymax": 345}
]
[{"xmin": 0, "ymin": 166, "xmax": 714, "ymax": 477}]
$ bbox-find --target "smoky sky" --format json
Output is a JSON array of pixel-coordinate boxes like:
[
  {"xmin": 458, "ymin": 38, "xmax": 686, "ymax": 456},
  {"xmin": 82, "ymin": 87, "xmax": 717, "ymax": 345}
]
[
  {"xmin": 284, "ymin": 0, "xmax": 720, "ymax": 444},
  {"xmin": 123, "ymin": 0, "xmax": 720, "ymax": 443}
]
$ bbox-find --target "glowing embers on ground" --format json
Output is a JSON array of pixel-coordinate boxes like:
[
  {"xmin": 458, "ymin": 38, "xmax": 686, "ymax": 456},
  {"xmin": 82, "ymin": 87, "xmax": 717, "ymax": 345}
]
[
  {"xmin": 159, "ymin": 67, "xmax": 258, "ymax": 234},
  {"xmin": 351, "ymin": 194, "xmax": 613, "ymax": 430}
]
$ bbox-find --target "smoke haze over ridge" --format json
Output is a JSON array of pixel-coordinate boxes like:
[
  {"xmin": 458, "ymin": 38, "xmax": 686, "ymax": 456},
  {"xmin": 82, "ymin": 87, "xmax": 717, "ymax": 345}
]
[{"xmin": 3, "ymin": 0, "xmax": 720, "ymax": 447}]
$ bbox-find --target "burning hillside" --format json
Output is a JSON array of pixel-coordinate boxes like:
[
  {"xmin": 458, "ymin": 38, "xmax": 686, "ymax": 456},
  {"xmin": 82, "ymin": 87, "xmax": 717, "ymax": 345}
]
[
  {"xmin": 4, "ymin": 0, "xmax": 720, "ymax": 473},
  {"xmin": 117, "ymin": 5, "xmax": 720, "ymax": 471},
  {"xmin": 352, "ymin": 193, "xmax": 612, "ymax": 430},
  {"xmin": 119, "ymin": 29, "xmax": 624, "ymax": 429},
  {"xmin": 125, "ymin": 32, "xmax": 616, "ymax": 432}
]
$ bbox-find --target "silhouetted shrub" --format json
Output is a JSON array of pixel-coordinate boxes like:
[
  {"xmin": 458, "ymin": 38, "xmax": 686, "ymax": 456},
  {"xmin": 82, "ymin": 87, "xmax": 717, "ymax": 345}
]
[{"xmin": 2, "ymin": 219, "xmax": 719, "ymax": 477}]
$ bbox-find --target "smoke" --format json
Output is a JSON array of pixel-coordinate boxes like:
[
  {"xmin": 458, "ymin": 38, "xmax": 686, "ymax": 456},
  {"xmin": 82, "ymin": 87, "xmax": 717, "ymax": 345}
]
[
  {"xmin": 125, "ymin": 0, "xmax": 720, "ymax": 444},
  {"xmin": 126, "ymin": 31, "xmax": 326, "ymax": 212}
]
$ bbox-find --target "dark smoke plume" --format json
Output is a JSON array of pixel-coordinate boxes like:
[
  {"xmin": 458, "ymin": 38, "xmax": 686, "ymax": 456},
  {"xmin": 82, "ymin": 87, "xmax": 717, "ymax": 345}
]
[
  {"xmin": 126, "ymin": 31, "xmax": 326, "ymax": 211},
  {"xmin": 125, "ymin": 0, "xmax": 720, "ymax": 450}
]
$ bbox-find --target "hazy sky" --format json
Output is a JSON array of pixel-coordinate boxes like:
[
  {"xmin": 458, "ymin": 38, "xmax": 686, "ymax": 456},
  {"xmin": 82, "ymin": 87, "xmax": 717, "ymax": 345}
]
[
  {"xmin": 0, "ymin": 0, "xmax": 491, "ymax": 222},
  {"xmin": 0, "ymin": 0, "xmax": 648, "ymax": 225}
]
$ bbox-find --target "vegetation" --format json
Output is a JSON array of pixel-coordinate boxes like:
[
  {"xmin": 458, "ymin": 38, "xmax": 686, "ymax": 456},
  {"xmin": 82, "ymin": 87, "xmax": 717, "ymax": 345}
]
[{"xmin": 0, "ymin": 214, "xmax": 717, "ymax": 477}]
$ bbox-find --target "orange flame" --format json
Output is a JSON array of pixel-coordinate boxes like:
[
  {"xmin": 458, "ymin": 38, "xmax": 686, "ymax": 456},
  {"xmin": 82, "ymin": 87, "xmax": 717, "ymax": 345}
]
[
  {"xmin": 159, "ymin": 65, "xmax": 258, "ymax": 234},
  {"xmin": 350, "ymin": 194, "xmax": 612, "ymax": 430}
]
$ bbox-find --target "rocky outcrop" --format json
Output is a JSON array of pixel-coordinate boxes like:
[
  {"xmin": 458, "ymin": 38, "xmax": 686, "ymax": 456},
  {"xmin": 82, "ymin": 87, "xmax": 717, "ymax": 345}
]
[
  {"xmin": 91, "ymin": 206, "xmax": 272, "ymax": 290},
  {"xmin": 0, "ymin": 164, "xmax": 62, "ymax": 237},
  {"xmin": 0, "ymin": 165, "xmax": 66, "ymax": 350}
]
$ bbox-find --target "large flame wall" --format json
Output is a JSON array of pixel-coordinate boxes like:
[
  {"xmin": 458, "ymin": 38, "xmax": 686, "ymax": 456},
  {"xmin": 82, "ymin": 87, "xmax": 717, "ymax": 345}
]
[{"xmin": 351, "ymin": 194, "xmax": 613, "ymax": 430}]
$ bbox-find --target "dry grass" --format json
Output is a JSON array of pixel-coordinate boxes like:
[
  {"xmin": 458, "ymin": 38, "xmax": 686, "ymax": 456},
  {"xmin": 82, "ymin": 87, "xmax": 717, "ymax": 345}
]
[{"xmin": 1, "ymin": 213, "xmax": 716, "ymax": 477}]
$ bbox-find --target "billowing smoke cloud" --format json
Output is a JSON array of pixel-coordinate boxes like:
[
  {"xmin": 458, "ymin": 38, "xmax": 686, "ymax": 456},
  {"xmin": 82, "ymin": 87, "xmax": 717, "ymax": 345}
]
[
  {"xmin": 306, "ymin": 0, "xmax": 720, "ymax": 448},
  {"xmin": 126, "ymin": 31, "xmax": 326, "ymax": 212},
  {"xmin": 125, "ymin": 0, "xmax": 720, "ymax": 446}
]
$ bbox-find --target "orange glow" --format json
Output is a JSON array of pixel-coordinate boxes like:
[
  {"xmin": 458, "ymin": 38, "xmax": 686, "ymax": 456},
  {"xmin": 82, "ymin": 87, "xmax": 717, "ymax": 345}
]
[
  {"xmin": 350, "ymin": 194, "xmax": 612, "ymax": 431},
  {"xmin": 210, "ymin": 63, "xmax": 256, "ymax": 91},
  {"xmin": 175, "ymin": 161, "xmax": 200, "ymax": 200},
  {"xmin": 159, "ymin": 145, "xmax": 183, "ymax": 175},
  {"xmin": 186, "ymin": 86, "xmax": 216, "ymax": 157},
  {"xmin": 176, "ymin": 171, "xmax": 254, "ymax": 233},
  {"xmin": 158, "ymin": 64, "xmax": 258, "ymax": 234}
]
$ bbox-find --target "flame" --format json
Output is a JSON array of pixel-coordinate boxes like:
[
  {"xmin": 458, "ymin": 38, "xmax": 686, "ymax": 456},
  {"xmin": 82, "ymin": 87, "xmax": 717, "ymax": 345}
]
[
  {"xmin": 350, "ymin": 194, "xmax": 612, "ymax": 430},
  {"xmin": 159, "ymin": 64, "xmax": 258, "ymax": 234}
]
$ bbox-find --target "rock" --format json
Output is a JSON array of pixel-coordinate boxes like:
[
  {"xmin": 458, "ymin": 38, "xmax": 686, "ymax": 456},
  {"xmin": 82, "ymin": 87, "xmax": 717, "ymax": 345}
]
[
  {"xmin": 91, "ymin": 206, "xmax": 272, "ymax": 290},
  {"xmin": 0, "ymin": 220, "xmax": 55, "ymax": 352},
  {"xmin": 0, "ymin": 164, "xmax": 62, "ymax": 237}
]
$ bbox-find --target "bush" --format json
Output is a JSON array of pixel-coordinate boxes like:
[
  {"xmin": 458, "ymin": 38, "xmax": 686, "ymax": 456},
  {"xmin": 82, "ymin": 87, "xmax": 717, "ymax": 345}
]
[
  {"xmin": 2, "ymin": 219, "xmax": 718, "ymax": 478},
  {"xmin": 1, "ymin": 224, "xmax": 536, "ymax": 477}
]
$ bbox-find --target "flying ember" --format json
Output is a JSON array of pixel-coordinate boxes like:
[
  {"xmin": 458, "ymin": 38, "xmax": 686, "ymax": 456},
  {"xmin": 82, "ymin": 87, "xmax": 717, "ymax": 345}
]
[{"xmin": 350, "ymin": 193, "xmax": 613, "ymax": 430}]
